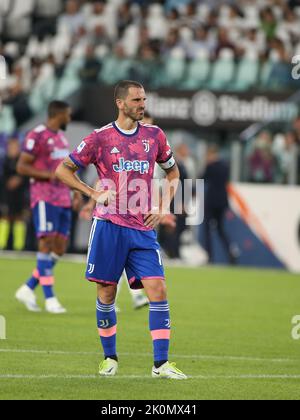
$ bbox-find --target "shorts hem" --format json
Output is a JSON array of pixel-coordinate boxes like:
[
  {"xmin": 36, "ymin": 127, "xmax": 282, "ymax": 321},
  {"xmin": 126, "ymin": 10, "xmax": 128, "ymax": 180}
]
[
  {"xmin": 87, "ymin": 277, "xmax": 117, "ymax": 286},
  {"xmin": 128, "ymin": 276, "xmax": 165, "ymax": 290},
  {"xmin": 37, "ymin": 231, "xmax": 68, "ymax": 239}
]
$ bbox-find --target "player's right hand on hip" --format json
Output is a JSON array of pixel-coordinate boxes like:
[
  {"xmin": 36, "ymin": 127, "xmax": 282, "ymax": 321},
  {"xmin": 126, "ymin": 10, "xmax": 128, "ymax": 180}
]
[{"xmin": 91, "ymin": 190, "xmax": 117, "ymax": 206}]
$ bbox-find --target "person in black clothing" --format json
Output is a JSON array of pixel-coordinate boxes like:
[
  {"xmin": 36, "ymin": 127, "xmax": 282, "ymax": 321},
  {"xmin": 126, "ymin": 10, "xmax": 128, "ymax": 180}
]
[
  {"xmin": 159, "ymin": 144, "xmax": 189, "ymax": 259},
  {"xmin": 202, "ymin": 145, "xmax": 237, "ymax": 265},
  {"xmin": 0, "ymin": 137, "xmax": 28, "ymax": 250},
  {"xmin": 79, "ymin": 45, "xmax": 102, "ymax": 85}
]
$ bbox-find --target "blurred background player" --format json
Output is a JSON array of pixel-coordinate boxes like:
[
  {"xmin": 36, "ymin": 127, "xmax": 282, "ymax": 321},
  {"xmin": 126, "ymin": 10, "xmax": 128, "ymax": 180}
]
[
  {"xmin": 201, "ymin": 145, "xmax": 238, "ymax": 265},
  {"xmin": 0, "ymin": 137, "xmax": 27, "ymax": 251},
  {"xmin": 56, "ymin": 80, "xmax": 187, "ymax": 379},
  {"xmin": 15, "ymin": 100, "xmax": 82, "ymax": 314}
]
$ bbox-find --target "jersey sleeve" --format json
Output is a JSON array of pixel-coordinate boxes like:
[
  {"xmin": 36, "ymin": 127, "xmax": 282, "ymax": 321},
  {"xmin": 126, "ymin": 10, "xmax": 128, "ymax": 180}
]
[
  {"xmin": 156, "ymin": 129, "xmax": 176, "ymax": 170},
  {"xmin": 69, "ymin": 132, "xmax": 97, "ymax": 168},
  {"xmin": 22, "ymin": 132, "xmax": 40, "ymax": 157}
]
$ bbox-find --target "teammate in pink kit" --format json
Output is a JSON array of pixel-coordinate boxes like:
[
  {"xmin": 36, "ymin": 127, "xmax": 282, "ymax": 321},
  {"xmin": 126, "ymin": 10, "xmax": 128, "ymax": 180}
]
[
  {"xmin": 15, "ymin": 101, "xmax": 82, "ymax": 314},
  {"xmin": 56, "ymin": 81, "xmax": 187, "ymax": 379}
]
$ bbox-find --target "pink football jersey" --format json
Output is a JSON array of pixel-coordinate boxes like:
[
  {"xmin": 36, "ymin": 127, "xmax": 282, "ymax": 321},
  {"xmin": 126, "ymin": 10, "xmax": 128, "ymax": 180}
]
[
  {"xmin": 22, "ymin": 124, "xmax": 72, "ymax": 209},
  {"xmin": 70, "ymin": 122, "xmax": 176, "ymax": 231}
]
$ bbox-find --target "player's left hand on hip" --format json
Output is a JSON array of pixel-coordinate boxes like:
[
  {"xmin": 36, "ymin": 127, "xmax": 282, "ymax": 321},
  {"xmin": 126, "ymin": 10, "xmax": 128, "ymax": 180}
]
[
  {"xmin": 144, "ymin": 207, "xmax": 164, "ymax": 229},
  {"xmin": 92, "ymin": 189, "xmax": 117, "ymax": 206}
]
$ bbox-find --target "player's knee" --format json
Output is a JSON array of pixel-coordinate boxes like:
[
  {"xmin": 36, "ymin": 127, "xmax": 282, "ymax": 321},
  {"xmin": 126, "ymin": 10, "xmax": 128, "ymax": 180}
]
[
  {"xmin": 144, "ymin": 279, "xmax": 167, "ymax": 302},
  {"xmin": 97, "ymin": 284, "xmax": 117, "ymax": 304},
  {"xmin": 38, "ymin": 237, "xmax": 54, "ymax": 254},
  {"xmin": 53, "ymin": 238, "xmax": 67, "ymax": 257}
]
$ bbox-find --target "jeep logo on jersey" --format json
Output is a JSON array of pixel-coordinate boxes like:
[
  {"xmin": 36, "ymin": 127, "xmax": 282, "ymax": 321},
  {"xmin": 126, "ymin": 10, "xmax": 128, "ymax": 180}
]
[{"xmin": 113, "ymin": 158, "xmax": 150, "ymax": 174}]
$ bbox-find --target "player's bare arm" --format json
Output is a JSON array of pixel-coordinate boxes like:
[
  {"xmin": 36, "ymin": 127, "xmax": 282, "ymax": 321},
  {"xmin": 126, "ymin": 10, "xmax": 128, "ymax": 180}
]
[
  {"xmin": 72, "ymin": 191, "xmax": 84, "ymax": 212},
  {"xmin": 17, "ymin": 152, "xmax": 55, "ymax": 181},
  {"xmin": 56, "ymin": 157, "xmax": 116, "ymax": 205},
  {"xmin": 144, "ymin": 163, "xmax": 180, "ymax": 229},
  {"xmin": 79, "ymin": 180, "xmax": 99, "ymax": 221},
  {"xmin": 79, "ymin": 199, "xmax": 96, "ymax": 221}
]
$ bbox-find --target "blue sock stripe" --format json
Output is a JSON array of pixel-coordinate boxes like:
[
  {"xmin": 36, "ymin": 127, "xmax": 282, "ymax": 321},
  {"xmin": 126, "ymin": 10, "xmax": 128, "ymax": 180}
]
[
  {"xmin": 96, "ymin": 301, "xmax": 115, "ymax": 312},
  {"xmin": 149, "ymin": 306, "xmax": 169, "ymax": 310},
  {"xmin": 150, "ymin": 308, "xmax": 170, "ymax": 312},
  {"xmin": 96, "ymin": 303, "xmax": 115, "ymax": 309},
  {"xmin": 150, "ymin": 309, "xmax": 169, "ymax": 312},
  {"xmin": 97, "ymin": 307, "xmax": 115, "ymax": 313},
  {"xmin": 149, "ymin": 301, "xmax": 168, "ymax": 306},
  {"xmin": 37, "ymin": 252, "xmax": 53, "ymax": 262},
  {"xmin": 96, "ymin": 299, "xmax": 115, "ymax": 306}
]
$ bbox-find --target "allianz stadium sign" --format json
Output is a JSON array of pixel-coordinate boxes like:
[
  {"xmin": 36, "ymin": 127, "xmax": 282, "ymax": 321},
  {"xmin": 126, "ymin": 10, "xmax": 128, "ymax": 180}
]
[
  {"xmin": 80, "ymin": 86, "xmax": 299, "ymax": 129},
  {"xmin": 146, "ymin": 90, "xmax": 298, "ymax": 128}
]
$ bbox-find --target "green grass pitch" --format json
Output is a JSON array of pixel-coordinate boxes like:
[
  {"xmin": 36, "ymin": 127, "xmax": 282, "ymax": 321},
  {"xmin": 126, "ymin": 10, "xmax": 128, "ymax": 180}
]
[{"xmin": 0, "ymin": 257, "xmax": 300, "ymax": 400}]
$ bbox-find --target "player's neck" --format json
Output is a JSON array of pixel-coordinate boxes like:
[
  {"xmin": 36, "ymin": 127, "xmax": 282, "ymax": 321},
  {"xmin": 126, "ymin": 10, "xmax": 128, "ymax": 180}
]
[
  {"xmin": 46, "ymin": 120, "xmax": 60, "ymax": 133},
  {"xmin": 115, "ymin": 117, "xmax": 138, "ymax": 132}
]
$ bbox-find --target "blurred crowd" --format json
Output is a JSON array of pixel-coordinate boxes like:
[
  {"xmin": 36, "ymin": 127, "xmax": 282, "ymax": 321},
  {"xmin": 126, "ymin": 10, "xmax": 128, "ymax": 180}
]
[
  {"xmin": 1, "ymin": 0, "xmax": 300, "ymax": 130},
  {"xmin": 246, "ymin": 115, "xmax": 300, "ymax": 184}
]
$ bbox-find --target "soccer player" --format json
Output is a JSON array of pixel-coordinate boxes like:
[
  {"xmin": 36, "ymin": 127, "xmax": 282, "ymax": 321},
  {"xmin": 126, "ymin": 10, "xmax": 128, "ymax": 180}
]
[
  {"xmin": 15, "ymin": 100, "xmax": 82, "ymax": 314},
  {"xmin": 78, "ymin": 112, "xmax": 159, "ymax": 311},
  {"xmin": 55, "ymin": 80, "xmax": 187, "ymax": 379}
]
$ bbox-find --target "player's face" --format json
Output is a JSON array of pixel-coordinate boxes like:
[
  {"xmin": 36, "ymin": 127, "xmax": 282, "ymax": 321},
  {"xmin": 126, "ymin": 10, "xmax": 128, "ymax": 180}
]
[
  {"xmin": 59, "ymin": 108, "xmax": 72, "ymax": 131},
  {"xmin": 121, "ymin": 88, "xmax": 146, "ymax": 122}
]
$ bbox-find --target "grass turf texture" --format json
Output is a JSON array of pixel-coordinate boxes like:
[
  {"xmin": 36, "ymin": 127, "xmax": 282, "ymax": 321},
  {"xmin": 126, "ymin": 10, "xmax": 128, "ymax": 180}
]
[{"xmin": 0, "ymin": 257, "xmax": 300, "ymax": 400}]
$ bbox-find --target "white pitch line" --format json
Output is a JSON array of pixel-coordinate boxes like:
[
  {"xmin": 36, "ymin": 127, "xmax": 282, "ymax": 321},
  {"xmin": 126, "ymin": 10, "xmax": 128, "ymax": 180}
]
[
  {"xmin": 0, "ymin": 348, "xmax": 297, "ymax": 364},
  {"xmin": 0, "ymin": 374, "xmax": 300, "ymax": 380}
]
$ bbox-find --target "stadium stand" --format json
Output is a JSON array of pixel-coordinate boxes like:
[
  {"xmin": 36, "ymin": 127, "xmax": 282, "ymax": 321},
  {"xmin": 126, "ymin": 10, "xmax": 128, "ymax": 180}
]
[{"xmin": 0, "ymin": 0, "xmax": 299, "ymax": 120}]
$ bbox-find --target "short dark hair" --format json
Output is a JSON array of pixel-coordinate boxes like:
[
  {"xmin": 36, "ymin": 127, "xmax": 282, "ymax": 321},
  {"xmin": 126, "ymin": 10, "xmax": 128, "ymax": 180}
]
[
  {"xmin": 48, "ymin": 100, "xmax": 70, "ymax": 118},
  {"xmin": 114, "ymin": 80, "xmax": 144, "ymax": 101}
]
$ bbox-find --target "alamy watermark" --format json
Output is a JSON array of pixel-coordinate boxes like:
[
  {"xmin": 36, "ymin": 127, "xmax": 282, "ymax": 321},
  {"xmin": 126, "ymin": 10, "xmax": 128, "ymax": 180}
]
[
  {"xmin": 95, "ymin": 175, "xmax": 205, "ymax": 226},
  {"xmin": 292, "ymin": 55, "xmax": 300, "ymax": 80},
  {"xmin": 0, "ymin": 55, "xmax": 7, "ymax": 111},
  {"xmin": 0, "ymin": 55, "xmax": 6, "ymax": 80},
  {"xmin": 291, "ymin": 315, "xmax": 300, "ymax": 340},
  {"xmin": 0, "ymin": 315, "xmax": 6, "ymax": 340}
]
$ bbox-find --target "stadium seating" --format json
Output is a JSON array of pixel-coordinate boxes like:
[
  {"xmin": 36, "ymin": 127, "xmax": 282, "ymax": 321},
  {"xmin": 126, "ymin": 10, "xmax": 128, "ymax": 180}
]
[
  {"xmin": 182, "ymin": 49, "xmax": 211, "ymax": 90},
  {"xmin": 100, "ymin": 54, "xmax": 132, "ymax": 85},
  {"xmin": 232, "ymin": 52, "xmax": 260, "ymax": 91},
  {"xmin": 161, "ymin": 48, "xmax": 186, "ymax": 87},
  {"xmin": 208, "ymin": 49, "xmax": 236, "ymax": 90},
  {"xmin": 0, "ymin": 0, "xmax": 299, "ymax": 134},
  {"xmin": 0, "ymin": 105, "xmax": 16, "ymax": 134}
]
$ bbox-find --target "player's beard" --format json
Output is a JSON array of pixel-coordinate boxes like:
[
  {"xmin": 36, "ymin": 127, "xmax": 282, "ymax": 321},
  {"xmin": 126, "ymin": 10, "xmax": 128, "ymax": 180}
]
[
  {"xmin": 124, "ymin": 106, "xmax": 145, "ymax": 122},
  {"xmin": 60, "ymin": 123, "xmax": 68, "ymax": 131}
]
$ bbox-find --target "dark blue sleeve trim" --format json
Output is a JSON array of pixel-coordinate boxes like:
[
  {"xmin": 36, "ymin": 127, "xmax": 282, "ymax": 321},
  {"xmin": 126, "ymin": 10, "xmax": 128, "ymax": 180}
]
[{"xmin": 69, "ymin": 154, "xmax": 86, "ymax": 169}]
